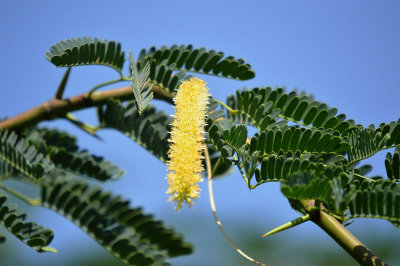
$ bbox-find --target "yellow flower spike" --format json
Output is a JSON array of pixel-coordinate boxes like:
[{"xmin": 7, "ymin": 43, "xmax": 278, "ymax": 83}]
[{"xmin": 166, "ymin": 77, "xmax": 210, "ymax": 210}]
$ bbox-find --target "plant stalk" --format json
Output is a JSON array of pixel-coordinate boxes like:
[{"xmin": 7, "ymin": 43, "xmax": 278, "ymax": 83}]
[
  {"xmin": 0, "ymin": 85, "xmax": 173, "ymax": 131},
  {"xmin": 309, "ymin": 209, "xmax": 387, "ymax": 266}
]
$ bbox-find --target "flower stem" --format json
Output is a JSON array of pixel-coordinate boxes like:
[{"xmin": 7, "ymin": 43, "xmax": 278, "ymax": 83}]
[{"xmin": 204, "ymin": 147, "xmax": 266, "ymax": 266}]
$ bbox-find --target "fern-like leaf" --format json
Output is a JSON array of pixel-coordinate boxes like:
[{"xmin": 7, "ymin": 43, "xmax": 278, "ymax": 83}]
[
  {"xmin": 0, "ymin": 160, "xmax": 15, "ymax": 179},
  {"xmin": 385, "ymin": 146, "xmax": 400, "ymax": 180},
  {"xmin": 255, "ymin": 152, "xmax": 345, "ymax": 184},
  {"xmin": 347, "ymin": 125, "xmax": 391, "ymax": 164},
  {"xmin": 45, "ymin": 37, "xmax": 125, "ymax": 73},
  {"xmin": 48, "ymin": 147, "xmax": 124, "ymax": 181},
  {"xmin": 226, "ymin": 87, "xmax": 355, "ymax": 133},
  {"xmin": 0, "ymin": 130, "xmax": 53, "ymax": 181},
  {"xmin": 137, "ymin": 44, "xmax": 255, "ymax": 81},
  {"xmin": 208, "ymin": 119, "xmax": 248, "ymax": 152},
  {"xmin": 251, "ymin": 126, "xmax": 350, "ymax": 156},
  {"xmin": 280, "ymin": 171, "xmax": 333, "ymax": 204},
  {"xmin": 97, "ymin": 100, "xmax": 171, "ymax": 162},
  {"xmin": 23, "ymin": 127, "xmax": 124, "ymax": 181},
  {"xmin": 0, "ymin": 191, "xmax": 55, "ymax": 253},
  {"xmin": 205, "ymin": 101, "xmax": 233, "ymax": 177},
  {"xmin": 149, "ymin": 63, "xmax": 193, "ymax": 94},
  {"xmin": 376, "ymin": 120, "xmax": 400, "ymax": 147},
  {"xmin": 130, "ymin": 52, "xmax": 153, "ymax": 115},
  {"xmin": 339, "ymin": 179, "xmax": 400, "ymax": 227},
  {"xmin": 41, "ymin": 172, "xmax": 192, "ymax": 264}
]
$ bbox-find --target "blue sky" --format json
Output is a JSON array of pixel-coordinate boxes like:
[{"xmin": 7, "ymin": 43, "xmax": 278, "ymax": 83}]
[{"xmin": 1, "ymin": 1, "xmax": 400, "ymax": 265}]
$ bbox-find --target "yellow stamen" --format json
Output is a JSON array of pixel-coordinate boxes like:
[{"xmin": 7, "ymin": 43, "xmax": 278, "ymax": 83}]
[{"xmin": 166, "ymin": 78, "xmax": 209, "ymax": 210}]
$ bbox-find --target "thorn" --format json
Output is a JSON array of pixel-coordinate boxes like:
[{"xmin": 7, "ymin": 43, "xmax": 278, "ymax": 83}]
[
  {"xmin": 55, "ymin": 67, "xmax": 71, "ymax": 99},
  {"xmin": 262, "ymin": 214, "xmax": 310, "ymax": 238}
]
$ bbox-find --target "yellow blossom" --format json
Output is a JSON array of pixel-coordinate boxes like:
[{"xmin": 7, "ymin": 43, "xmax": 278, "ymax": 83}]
[{"xmin": 166, "ymin": 78, "xmax": 210, "ymax": 210}]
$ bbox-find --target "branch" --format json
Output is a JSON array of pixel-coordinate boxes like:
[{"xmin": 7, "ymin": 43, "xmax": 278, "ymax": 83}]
[
  {"xmin": 309, "ymin": 208, "xmax": 387, "ymax": 266},
  {"xmin": 0, "ymin": 85, "xmax": 173, "ymax": 131}
]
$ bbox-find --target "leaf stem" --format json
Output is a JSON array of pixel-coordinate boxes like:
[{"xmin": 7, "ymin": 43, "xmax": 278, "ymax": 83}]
[
  {"xmin": 0, "ymin": 182, "xmax": 40, "ymax": 206},
  {"xmin": 232, "ymin": 154, "xmax": 250, "ymax": 188},
  {"xmin": 213, "ymin": 99, "xmax": 239, "ymax": 115},
  {"xmin": 86, "ymin": 76, "xmax": 127, "ymax": 96},
  {"xmin": 354, "ymin": 173, "xmax": 377, "ymax": 182},
  {"xmin": 278, "ymin": 114, "xmax": 311, "ymax": 128}
]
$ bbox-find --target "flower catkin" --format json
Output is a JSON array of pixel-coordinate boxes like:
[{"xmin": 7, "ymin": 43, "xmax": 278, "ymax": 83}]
[{"xmin": 167, "ymin": 78, "xmax": 209, "ymax": 210}]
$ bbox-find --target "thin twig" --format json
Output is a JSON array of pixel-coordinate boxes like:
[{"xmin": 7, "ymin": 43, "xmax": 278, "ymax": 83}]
[{"xmin": 0, "ymin": 84, "xmax": 173, "ymax": 131}]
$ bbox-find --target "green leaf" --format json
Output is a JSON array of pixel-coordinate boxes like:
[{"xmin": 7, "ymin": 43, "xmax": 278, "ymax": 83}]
[
  {"xmin": 48, "ymin": 147, "xmax": 125, "ymax": 181},
  {"xmin": 137, "ymin": 44, "xmax": 255, "ymax": 80},
  {"xmin": 226, "ymin": 87, "xmax": 355, "ymax": 133},
  {"xmin": 129, "ymin": 52, "xmax": 153, "ymax": 115},
  {"xmin": 338, "ymin": 179, "xmax": 400, "ymax": 227},
  {"xmin": 0, "ymin": 160, "xmax": 15, "ymax": 179},
  {"xmin": 149, "ymin": 62, "xmax": 192, "ymax": 94},
  {"xmin": 0, "ymin": 191, "xmax": 55, "ymax": 253},
  {"xmin": 97, "ymin": 100, "xmax": 171, "ymax": 162},
  {"xmin": 207, "ymin": 118, "xmax": 247, "ymax": 159},
  {"xmin": 225, "ymin": 89, "xmax": 286, "ymax": 132},
  {"xmin": 22, "ymin": 127, "xmax": 124, "ymax": 182},
  {"xmin": 280, "ymin": 170, "xmax": 333, "ymax": 204},
  {"xmin": 255, "ymin": 151, "xmax": 345, "ymax": 186},
  {"xmin": 251, "ymin": 127, "xmax": 350, "ymax": 155},
  {"xmin": 45, "ymin": 37, "xmax": 125, "ymax": 73},
  {"xmin": 41, "ymin": 172, "xmax": 192, "ymax": 264},
  {"xmin": 347, "ymin": 125, "xmax": 389, "ymax": 164},
  {"xmin": 0, "ymin": 130, "xmax": 53, "ymax": 181},
  {"xmin": 385, "ymin": 146, "xmax": 400, "ymax": 180},
  {"xmin": 205, "ymin": 102, "xmax": 233, "ymax": 177}
]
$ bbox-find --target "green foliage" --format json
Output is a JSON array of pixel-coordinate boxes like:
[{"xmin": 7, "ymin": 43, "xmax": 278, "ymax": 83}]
[
  {"xmin": 0, "ymin": 160, "xmax": 15, "ymax": 179},
  {"xmin": 129, "ymin": 53, "xmax": 153, "ymax": 115},
  {"xmin": 0, "ymin": 191, "xmax": 55, "ymax": 253},
  {"xmin": 280, "ymin": 170, "xmax": 333, "ymax": 203},
  {"xmin": 251, "ymin": 127, "xmax": 350, "ymax": 155},
  {"xmin": 2, "ymin": 38, "xmax": 400, "ymax": 265},
  {"xmin": 97, "ymin": 98, "xmax": 234, "ymax": 179},
  {"xmin": 339, "ymin": 179, "xmax": 400, "ymax": 227},
  {"xmin": 45, "ymin": 37, "xmax": 125, "ymax": 74},
  {"xmin": 149, "ymin": 65, "xmax": 191, "ymax": 94},
  {"xmin": 385, "ymin": 146, "xmax": 400, "ymax": 180},
  {"xmin": 0, "ymin": 130, "xmax": 53, "ymax": 181},
  {"xmin": 206, "ymin": 83, "xmax": 400, "ymax": 230},
  {"xmin": 255, "ymin": 152, "xmax": 343, "ymax": 183},
  {"xmin": 23, "ymin": 127, "xmax": 125, "ymax": 181},
  {"xmin": 97, "ymin": 99, "xmax": 172, "ymax": 162},
  {"xmin": 347, "ymin": 122, "xmax": 400, "ymax": 164},
  {"xmin": 205, "ymin": 102, "xmax": 234, "ymax": 177},
  {"xmin": 207, "ymin": 118, "xmax": 248, "ymax": 158},
  {"xmin": 41, "ymin": 171, "xmax": 191, "ymax": 265},
  {"xmin": 226, "ymin": 87, "xmax": 355, "ymax": 133},
  {"xmin": 136, "ymin": 44, "xmax": 256, "ymax": 81}
]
